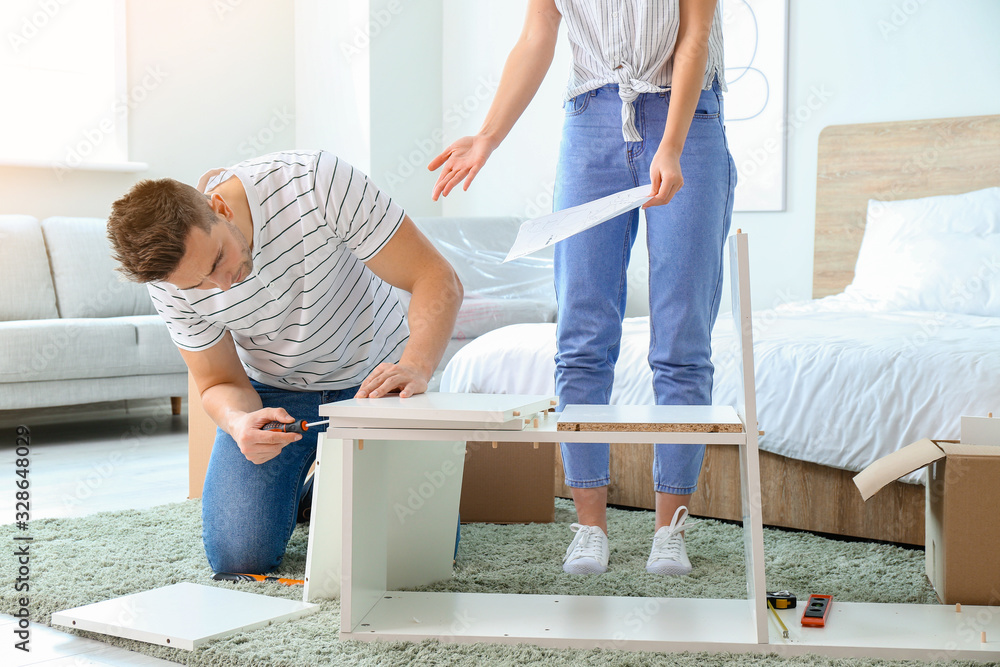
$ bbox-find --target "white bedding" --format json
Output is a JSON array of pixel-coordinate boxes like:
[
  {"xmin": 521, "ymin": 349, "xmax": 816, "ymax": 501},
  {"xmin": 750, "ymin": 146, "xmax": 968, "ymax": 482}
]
[{"xmin": 441, "ymin": 295, "xmax": 1000, "ymax": 484}]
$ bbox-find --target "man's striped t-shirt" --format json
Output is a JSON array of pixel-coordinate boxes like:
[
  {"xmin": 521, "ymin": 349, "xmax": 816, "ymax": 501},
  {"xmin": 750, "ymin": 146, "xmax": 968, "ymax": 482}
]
[{"xmin": 148, "ymin": 150, "xmax": 409, "ymax": 391}]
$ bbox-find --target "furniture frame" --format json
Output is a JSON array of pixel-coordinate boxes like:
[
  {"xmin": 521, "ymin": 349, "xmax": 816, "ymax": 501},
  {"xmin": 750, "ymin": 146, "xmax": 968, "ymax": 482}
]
[
  {"xmin": 303, "ymin": 232, "xmax": 769, "ymax": 648},
  {"xmin": 584, "ymin": 114, "xmax": 1000, "ymax": 546},
  {"xmin": 301, "ymin": 232, "xmax": 1000, "ymax": 659}
]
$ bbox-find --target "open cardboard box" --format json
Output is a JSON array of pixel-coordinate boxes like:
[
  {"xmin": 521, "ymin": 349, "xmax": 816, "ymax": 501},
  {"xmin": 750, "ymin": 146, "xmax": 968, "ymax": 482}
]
[
  {"xmin": 854, "ymin": 416, "xmax": 1000, "ymax": 605},
  {"xmin": 460, "ymin": 441, "xmax": 555, "ymax": 524}
]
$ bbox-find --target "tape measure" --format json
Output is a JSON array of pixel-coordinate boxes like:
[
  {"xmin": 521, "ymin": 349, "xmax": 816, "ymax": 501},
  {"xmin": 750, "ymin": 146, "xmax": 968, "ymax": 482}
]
[{"xmin": 766, "ymin": 590, "xmax": 797, "ymax": 609}]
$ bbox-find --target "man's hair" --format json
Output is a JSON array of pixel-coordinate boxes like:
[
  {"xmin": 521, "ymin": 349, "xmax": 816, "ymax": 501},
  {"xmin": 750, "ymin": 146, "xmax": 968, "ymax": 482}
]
[{"xmin": 107, "ymin": 178, "xmax": 217, "ymax": 283}]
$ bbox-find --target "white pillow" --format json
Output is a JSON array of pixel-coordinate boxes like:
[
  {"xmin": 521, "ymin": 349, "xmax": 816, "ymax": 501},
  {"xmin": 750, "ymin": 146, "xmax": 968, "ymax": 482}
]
[{"xmin": 845, "ymin": 187, "xmax": 1000, "ymax": 317}]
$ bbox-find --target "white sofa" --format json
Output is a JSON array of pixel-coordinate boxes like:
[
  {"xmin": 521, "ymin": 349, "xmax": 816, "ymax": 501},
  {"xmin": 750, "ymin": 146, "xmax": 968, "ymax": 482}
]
[{"xmin": 0, "ymin": 215, "xmax": 187, "ymax": 412}]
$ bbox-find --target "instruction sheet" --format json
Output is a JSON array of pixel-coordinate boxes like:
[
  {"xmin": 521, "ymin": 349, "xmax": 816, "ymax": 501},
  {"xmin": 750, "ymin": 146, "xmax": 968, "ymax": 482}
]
[{"xmin": 504, "ymin": 185, "xmax": 653, "ymax": 262}]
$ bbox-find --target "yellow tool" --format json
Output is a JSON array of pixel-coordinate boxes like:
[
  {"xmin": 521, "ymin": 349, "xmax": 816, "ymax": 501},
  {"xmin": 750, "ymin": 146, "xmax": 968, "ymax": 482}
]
[{"xmin": 768, "ymin": 599, "xmax": 789, "ymax": 639}]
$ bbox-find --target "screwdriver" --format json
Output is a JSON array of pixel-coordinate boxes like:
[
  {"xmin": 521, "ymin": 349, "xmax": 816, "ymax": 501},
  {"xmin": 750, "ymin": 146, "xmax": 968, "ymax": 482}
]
[
  {"xmin": 261, "ymin": 419, "xmax": 329, "ymax": 434},
  {"xmin": 212, "ymin": 572, "xmax": 304, "ymax": 586}
]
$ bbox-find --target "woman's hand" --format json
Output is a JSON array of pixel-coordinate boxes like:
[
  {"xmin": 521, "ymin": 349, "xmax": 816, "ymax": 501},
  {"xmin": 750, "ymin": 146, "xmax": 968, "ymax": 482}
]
[
  {"xmin": 428, "ymin": 134, "xmax": 497, "ymax": 201},
  {"xmin": 644, "ymin": 147, "xmax": 684, "ymax": 208}
]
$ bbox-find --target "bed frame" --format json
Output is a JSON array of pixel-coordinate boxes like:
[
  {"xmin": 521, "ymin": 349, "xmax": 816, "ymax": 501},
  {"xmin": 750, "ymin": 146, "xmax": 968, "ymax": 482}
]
[{"xmin": 555, "ymin": 114, "xmax": 1000, "ymax": 546}]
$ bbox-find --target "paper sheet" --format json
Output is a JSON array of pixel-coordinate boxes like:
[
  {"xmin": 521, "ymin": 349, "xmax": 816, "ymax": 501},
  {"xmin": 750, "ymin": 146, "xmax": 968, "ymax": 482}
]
[{"xmin": 503, "ymin": 185, "xmax": 653, "ymax": 262}]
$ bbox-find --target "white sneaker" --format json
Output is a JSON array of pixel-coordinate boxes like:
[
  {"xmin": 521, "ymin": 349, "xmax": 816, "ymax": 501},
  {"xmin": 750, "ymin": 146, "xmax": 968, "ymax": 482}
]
[
  {"xmin": 562, "ymin": 523, "xmax": 609, "ymax": 574},
  {"xmin": 646, "ymin": 506, "xmax": 697, "ymax": 575}
]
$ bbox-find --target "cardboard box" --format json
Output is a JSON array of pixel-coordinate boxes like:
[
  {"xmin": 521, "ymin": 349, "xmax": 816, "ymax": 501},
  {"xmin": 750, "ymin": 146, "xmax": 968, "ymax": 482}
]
[
  {"xmin": 460, "ymin": 441, "xmax": 555, "ymax": 524},
  {"xmin": 854, "ymin": 416, "xmax": 1000, "ymax": 605}
]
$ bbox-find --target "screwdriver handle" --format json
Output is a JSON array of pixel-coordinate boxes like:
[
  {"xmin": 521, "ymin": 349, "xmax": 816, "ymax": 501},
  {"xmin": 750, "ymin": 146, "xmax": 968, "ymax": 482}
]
[
  {"xmin": 212, "ymin": 572, "xmax": 304, "ymax": 585},
  {"xmin": 262, "ymin": 419, "xmax": 308, "ymax": 434}
]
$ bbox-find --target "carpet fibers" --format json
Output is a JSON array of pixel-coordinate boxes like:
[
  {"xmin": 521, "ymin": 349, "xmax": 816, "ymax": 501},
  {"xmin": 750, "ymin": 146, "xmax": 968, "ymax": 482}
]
[{"xmin": 2, "ymin": 499, "xmax": 987, "ymax": 666}]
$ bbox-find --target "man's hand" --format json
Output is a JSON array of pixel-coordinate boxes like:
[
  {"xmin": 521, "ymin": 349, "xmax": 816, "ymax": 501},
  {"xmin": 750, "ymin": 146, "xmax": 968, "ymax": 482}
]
[
  {"xmin": 428, "ymin": 135, "xmax": 497, "ymax": 201},
  {"xmin": 229, "ymin": 408, "xmax": 302, "ymax": 465},
  {"xmin": 355, "ymin": 361, "xmax": 430, "ymax": 399},
  {"xmin": 644, "ymin": 147, "xmax": 684, "ymax": 209}
]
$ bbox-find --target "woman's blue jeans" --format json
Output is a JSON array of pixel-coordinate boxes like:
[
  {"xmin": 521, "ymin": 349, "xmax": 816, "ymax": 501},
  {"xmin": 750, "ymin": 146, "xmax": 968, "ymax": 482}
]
[
  {"xmin": 202, "ymin": 380, "xmax": 358, "ymax": 574},
  {"xmin": 554, "ymin": 81, "xmax": 736, "ymax": 495}
]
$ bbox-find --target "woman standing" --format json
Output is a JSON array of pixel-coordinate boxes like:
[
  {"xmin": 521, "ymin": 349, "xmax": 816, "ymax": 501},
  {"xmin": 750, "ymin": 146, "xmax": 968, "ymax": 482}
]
[{"xmin": 429, "ymin": 0, "xmax": 735, "ymax": 576}]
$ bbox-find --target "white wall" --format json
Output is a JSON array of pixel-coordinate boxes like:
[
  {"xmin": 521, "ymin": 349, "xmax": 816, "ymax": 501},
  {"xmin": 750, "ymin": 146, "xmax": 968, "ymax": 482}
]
[
  {"xmin": 0, "ymin": 0, "xmax": 296, "ymax": 220},
  {"xmin": 428, "ymin": 0, "xmax": 1000, "ymax": 310},
  {"xmin": 7, "ymin": 0, "xmax": 997, "ymax": 310},
  {"xmin": 296, "ymin": 0, "xmax": 444, "ymax": 217}
]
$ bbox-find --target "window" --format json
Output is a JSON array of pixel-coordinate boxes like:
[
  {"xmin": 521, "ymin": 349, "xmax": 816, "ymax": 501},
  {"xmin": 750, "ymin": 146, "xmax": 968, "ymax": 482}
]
[{"xmin": 0, "ymin": 0, "xmax": 129, "ymax": 169}]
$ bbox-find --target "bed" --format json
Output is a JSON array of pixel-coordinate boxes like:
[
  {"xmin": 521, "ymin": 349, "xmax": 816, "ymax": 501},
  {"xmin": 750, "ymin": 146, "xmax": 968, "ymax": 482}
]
[{"xmin": 441, "ymin": 114, "xmax": 1000, "ymax": 546}]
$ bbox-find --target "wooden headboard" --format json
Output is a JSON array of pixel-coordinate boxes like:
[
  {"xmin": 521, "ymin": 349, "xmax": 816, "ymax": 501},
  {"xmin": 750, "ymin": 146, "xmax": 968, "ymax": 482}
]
[{"xmin": 812, "ymin": 114, "xmax": 1000, "ymax": 298}]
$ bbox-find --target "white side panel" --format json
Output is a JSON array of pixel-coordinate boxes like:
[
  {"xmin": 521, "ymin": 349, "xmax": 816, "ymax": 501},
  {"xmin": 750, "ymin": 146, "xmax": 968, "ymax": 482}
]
[
  {"xmin": 729, "ymin": 232, "xmax": 767, "ymax": 642},
  {"xmin": 385, "ymin": 440, "xmax": 466, "ymax": 590},
  {"xmin": 52, "ymin": 583, "xmax": 318, "ymax": 651},
  {"xmin": 342, "ymin": 439, "xmax": 390, "ymax": 632},
  {"xmin": 342, "ymin": 592, "xmax": 1000, "ymax": 661},
  {"xmin": 961, "ymin": 415, "xmax": 1000, "ymax": 445},
  {"xmin": 303, "ymin": 435, "xmax": 344, "ymax": 602},
  {"xmin": 319, "ymin": 393, "xmax": 557, "ymax": 425}
]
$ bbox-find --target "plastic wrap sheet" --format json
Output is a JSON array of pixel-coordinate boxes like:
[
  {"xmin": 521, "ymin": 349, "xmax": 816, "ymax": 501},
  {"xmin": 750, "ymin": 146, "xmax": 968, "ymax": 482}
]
[{"xmin": 403, "ymin": 217, "xmax": 558, "ymax": 333}]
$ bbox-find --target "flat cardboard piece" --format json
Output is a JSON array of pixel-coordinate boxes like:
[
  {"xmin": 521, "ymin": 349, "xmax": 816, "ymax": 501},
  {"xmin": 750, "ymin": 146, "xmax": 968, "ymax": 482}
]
[
  {"xmin": 51, "ymin": 582, "xmax": 318, "ymax": 650},
  {"xmin": 460, "ymin": 441, "xmax": 555, "ymax": 523},
  {"xmin": 852, "ymin": 438, "xmax": 945, "ymax": 501}
]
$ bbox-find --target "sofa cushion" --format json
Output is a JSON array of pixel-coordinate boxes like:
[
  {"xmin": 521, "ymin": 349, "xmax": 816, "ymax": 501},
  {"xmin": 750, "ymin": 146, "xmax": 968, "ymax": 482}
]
[
  {"xmin": 0, "ymin": 216, "xmax": 60, "ymax": 321},
  {"xmin": 41, "ymin": 217, "xmax": 156, "ymax": 318},
  {"xmin": 0, "ymin": 316, "xmax": 184, "ymax": 383}
]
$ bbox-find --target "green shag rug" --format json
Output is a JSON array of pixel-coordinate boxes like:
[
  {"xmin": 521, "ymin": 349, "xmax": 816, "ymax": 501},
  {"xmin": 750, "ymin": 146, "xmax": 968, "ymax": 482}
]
[{"xmin": 2, "ymin": 499, "xmax": 986, "ymax": 667}]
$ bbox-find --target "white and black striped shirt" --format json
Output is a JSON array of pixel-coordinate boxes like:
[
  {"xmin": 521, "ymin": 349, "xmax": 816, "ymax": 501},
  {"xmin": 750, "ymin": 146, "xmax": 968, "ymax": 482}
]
[
  {"xmin": 149, "ymin": 150, "xmax": 409, "ymax": 391},
  {"xmin": 554, "ymin": 0, "xmax": 726, "ymax": 141}
]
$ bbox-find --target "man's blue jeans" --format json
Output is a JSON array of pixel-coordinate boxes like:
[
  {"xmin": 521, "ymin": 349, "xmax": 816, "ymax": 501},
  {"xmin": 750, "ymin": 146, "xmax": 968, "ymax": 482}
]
[
  {"xmin": 554, "ymin": 81, "xmax": 736, "ymax": 494},
  {"xmin": 202, "ymin": 380, "xmax": 358, "ymax": 574}
]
